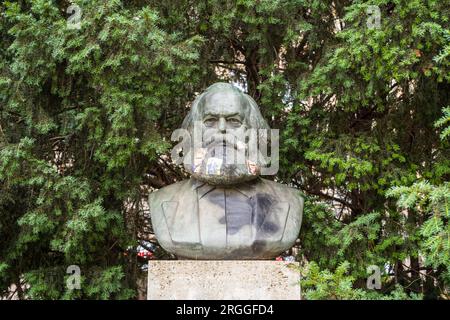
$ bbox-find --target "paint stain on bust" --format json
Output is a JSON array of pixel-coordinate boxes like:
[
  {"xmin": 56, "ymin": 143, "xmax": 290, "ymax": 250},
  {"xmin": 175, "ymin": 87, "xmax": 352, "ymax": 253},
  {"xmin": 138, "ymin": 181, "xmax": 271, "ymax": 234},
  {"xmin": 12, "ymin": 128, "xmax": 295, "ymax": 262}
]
[{"xmin": 213, "ymin": 191, "xmax": 279, "ymax": 237}]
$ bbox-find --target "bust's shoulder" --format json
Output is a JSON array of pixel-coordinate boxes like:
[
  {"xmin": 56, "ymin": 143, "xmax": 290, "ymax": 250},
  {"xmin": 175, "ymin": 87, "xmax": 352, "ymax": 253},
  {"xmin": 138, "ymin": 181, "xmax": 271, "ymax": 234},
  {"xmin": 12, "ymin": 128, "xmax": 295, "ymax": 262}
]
[
  {"xmin": 148, "ymin": 179, "xmax": 192, "ymax": 203},
  {"xmin": 259, "ymin": 178, "xmax": 304, "ymax": 204},
  {"xmin": 258, "ymin": 179, "xmax": 304, "ymax": 232}
]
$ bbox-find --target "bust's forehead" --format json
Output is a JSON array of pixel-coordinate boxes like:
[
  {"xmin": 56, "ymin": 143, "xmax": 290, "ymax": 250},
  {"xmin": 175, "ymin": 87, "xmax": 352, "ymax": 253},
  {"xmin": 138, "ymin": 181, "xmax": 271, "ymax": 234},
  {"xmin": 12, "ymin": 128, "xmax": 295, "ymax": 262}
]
[{"xmin": 202, "ymin": 90, "xmax": 246, "ymax": 117}]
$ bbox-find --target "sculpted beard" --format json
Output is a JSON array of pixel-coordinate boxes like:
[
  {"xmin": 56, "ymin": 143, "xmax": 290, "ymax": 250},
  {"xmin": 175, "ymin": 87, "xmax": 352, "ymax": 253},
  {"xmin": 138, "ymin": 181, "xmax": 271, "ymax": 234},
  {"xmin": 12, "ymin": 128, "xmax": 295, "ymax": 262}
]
[{"xmin": 183, "ymin": 129, "xmax": 261, "ymax": 185}]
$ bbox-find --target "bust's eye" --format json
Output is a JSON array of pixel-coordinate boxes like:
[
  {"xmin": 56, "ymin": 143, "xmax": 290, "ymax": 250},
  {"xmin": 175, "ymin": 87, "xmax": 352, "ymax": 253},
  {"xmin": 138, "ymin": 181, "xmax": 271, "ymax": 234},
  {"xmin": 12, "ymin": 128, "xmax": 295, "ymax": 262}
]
[
  {"xmin": 203, "ymin": 117, "xmax": 217, "ymax": 126},
  {"xmin": 227, "ymin": 118, "xmax": 242, "ymax": 126}
]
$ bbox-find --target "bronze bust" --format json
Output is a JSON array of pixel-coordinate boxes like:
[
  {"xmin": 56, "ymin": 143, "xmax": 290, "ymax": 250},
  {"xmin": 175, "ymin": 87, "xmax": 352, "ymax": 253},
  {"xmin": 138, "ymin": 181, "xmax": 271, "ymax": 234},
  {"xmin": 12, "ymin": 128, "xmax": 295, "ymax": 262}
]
[{"xmin": 149, "ymin": 83, "xmax": 303, "ymax": 259}]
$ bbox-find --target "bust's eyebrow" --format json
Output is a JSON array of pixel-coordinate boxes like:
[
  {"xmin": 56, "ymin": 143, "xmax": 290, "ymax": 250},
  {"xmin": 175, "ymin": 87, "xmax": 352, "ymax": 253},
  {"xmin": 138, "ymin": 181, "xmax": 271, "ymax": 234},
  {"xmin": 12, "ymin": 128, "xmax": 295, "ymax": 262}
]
[
  {"xmin": 203, "ymin": 111, "xmax": 240, "ymax": 118},
  {"xmin": 203, "ymin": 111, "xmax": 219, "ymax": 117},
  {"xmin": 225, "ymin": 112, "xmax": 240, "ymax": 118}
]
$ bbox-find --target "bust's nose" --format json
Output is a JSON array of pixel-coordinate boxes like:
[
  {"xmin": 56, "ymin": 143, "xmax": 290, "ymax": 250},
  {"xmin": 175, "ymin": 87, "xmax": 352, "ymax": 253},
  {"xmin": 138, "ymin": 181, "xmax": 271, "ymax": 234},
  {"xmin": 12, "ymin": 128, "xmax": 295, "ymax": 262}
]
[{"xmin": 218, "ymin": 117, "xmax": 227, "ymax": 133}]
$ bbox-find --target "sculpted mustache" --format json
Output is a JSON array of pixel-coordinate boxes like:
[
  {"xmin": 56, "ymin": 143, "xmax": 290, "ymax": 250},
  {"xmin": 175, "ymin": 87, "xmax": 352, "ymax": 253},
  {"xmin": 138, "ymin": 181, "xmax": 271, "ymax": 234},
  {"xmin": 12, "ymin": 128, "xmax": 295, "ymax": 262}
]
[{"xmin": 203, "ymin": 134, "xmax": 242, "ymax": 149}]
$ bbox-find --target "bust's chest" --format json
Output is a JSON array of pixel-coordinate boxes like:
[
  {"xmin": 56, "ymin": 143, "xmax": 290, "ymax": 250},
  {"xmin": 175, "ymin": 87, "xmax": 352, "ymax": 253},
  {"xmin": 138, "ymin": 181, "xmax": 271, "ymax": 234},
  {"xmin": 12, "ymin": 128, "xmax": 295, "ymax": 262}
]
[
  {"xmin": 151, "ymin": 180, "xmax": 297, "ymax": 260},
  {"xmin": 189, "ymin": 187, "xmax": 284, "ymax": 258}
]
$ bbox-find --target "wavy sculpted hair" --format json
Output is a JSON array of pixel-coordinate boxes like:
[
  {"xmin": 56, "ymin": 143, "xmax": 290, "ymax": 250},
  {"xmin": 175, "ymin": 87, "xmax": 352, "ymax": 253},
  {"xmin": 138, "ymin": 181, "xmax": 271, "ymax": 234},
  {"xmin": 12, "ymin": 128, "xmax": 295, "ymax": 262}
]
[{"xmin": 181, "ymin": 83, "xmax": 270, "ymax": 131}]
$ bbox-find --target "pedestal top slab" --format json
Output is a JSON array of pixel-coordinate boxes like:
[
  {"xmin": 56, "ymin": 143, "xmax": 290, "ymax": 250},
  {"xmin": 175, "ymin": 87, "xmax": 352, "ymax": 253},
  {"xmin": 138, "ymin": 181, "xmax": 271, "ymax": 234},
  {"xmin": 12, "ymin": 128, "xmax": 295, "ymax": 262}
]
[{"xmin": 147, "ymin": 260, "xmax": 301, "ymax": 300}]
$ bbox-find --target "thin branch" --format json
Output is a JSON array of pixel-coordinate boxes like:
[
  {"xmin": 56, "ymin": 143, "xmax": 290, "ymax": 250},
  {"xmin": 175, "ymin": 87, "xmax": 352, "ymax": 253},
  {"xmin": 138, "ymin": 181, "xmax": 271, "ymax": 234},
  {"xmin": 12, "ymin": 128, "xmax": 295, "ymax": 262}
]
[
  {"xmin": 306, "ymin": 189, "xmax": 358, "ymax": 212},
  {"xmin": 208, "ymin": 59, "xmax": 246, "ymax": 65}
]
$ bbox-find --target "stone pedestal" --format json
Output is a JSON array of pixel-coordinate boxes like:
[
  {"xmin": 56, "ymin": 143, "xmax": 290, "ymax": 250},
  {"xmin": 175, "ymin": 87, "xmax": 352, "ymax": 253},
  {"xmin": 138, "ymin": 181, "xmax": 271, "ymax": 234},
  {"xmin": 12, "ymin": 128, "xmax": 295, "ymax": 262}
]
[{"xmin": 147, "ymin": 260, "xmax": 301, "ymax": 300}]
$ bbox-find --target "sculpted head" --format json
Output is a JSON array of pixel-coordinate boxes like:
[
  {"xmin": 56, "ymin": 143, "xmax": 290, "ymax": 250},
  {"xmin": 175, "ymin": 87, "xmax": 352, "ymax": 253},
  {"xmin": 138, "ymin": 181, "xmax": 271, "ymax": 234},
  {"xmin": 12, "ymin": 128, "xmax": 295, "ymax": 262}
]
[{"xmin": 181, "ymin": 83, "xmax": 270, "ymax": 185}]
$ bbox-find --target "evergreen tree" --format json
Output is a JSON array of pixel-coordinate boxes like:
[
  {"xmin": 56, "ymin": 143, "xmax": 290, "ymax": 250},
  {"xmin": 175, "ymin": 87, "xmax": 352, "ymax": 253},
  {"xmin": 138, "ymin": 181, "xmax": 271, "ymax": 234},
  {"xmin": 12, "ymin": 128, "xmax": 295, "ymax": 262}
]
[{"xmin": 0, "ymin": 0, "xmax": 448, "ymax": 299}]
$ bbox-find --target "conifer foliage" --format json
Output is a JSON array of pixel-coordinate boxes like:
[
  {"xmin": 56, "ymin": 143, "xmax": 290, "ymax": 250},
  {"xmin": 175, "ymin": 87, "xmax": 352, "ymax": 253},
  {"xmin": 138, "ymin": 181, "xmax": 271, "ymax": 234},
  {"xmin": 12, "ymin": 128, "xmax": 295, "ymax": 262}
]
[{"xmin": 0, "ymin": 0, "xmax": 448, "ymax": 299}]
